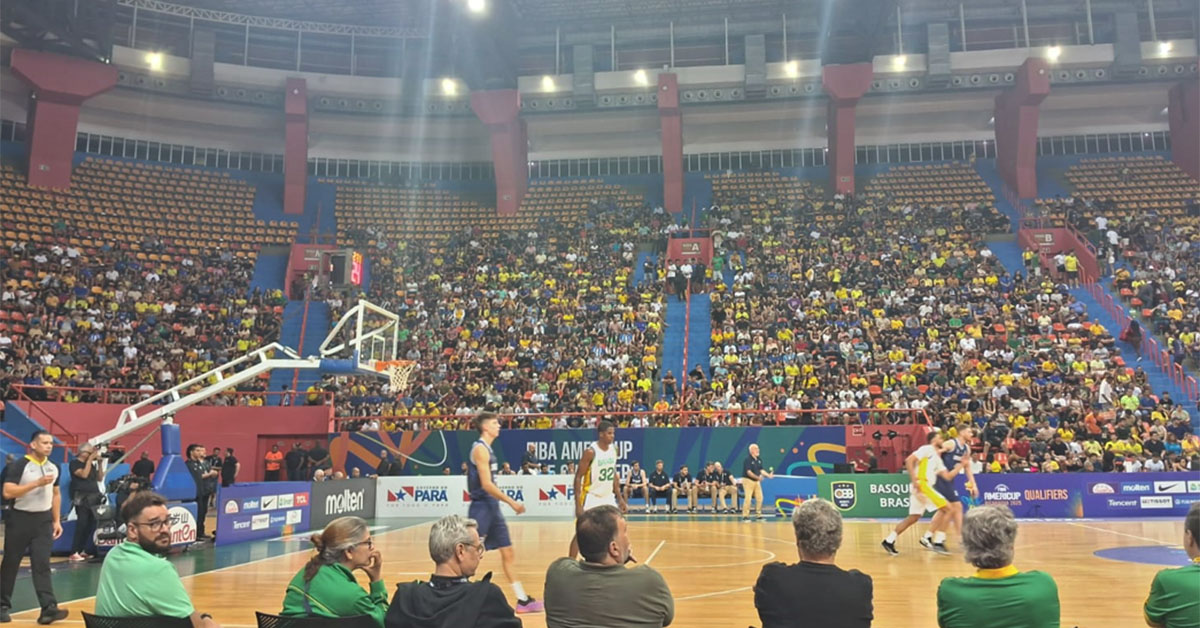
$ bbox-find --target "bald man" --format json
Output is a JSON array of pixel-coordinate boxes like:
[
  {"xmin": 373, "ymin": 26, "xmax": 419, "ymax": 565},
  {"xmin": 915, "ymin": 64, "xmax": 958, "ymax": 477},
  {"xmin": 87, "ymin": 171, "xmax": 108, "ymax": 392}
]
[{"xmin": 741, "ymin": 444, "xmax": 774, "ymax": 522}]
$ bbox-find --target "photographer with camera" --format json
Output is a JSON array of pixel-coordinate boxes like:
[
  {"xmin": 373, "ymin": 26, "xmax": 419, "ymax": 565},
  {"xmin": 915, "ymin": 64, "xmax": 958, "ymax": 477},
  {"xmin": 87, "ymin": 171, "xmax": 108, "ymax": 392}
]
[{"xmin": 68, "ymin": 444, "xmax": 104, "ymax": 563}]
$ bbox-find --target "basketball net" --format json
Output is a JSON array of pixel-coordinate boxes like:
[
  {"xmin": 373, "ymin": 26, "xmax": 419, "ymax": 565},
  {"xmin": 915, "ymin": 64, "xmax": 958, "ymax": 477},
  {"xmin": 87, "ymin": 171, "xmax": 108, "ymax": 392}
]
[{"xmin": 374, "ymin": 360, "xmax": 418, "ymax": 392}]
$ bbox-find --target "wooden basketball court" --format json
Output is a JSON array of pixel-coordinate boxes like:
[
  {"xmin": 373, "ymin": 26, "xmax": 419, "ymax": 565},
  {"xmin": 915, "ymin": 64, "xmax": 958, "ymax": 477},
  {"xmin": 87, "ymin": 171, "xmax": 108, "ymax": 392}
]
[{"xmin": 6, "ymin": 515, "xmax": 1183, "ymax": 627}]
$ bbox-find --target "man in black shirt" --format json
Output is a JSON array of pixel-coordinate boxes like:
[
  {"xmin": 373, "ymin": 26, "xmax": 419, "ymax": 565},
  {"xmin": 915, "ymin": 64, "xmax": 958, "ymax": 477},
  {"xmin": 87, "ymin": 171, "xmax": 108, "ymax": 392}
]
[
  {"xmin": 713, "ymin": 462, "xmax": 738, "ymax": 514},
  {"xmin": 755, "ymin": 499, "xmax": 873, "ymax": 628},
  {"xmin": 68, "ymin": 444, "xmax": 103, "ymax": 562},
  {"xmin": 374, "ymin": 450, "xmax": 393, "ymax": 478},
  {"xmin": 647, "ymin": 461, "xmax": 672, "ymax": 514},
  {"xmin": 742, "ymin": 443, "xmax": 775, "ymax": 522},
  {"xmin": 220, "ymin": 448, "xmax": 239, "ymax": 487},
  {"xmin": 623, "ymin": 462, "xmax": 649, "ymax": 512},
  {"xmin": 696, "ymin": 462, "xmax": 717, "ymax": 512},
  {"xmin": 671, "ymin": 465, "xmax": 697, "ymax": 513},
  {"xmin": 307, "ymin": 441, "xmax": 330, "ymax": 476},
  {"xmin": 185, "ymin": 444, "xmax": 218, "ymax": 540},
  {"xmin": 130, "ymin": 452, "xmax": 155, "ymax": 480},
  {"xmin": 284, "ymin": 442, "xmax": 304, "ymax": 481}
]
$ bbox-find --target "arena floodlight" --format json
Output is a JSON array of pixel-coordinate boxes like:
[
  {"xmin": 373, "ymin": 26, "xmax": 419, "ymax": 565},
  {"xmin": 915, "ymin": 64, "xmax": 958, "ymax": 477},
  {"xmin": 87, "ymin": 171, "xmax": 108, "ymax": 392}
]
[
  {"xmin": 541, "ymin": 75, "xmax": 556, "ymax": 92},
  {"xmin": 467, "ymin": 0, "xmax": 487, "ymax": 13},
  {"xmin": 1158, "ymin": 41, "xmax": 1173, "ymax": 55},
  {"xmin": 441, "ymin": 78, "xmax": 458, "ymax": 96},
  {"xmin": 145, "ymin": 52, "xmax": 163, "ymax": 71},
  {"xmin": 634, "ymin": 69, "xmax": 649, "ymax": 85},
  {"xmin": 785, "ymin": 61, "xmax": 799, "ymax": 78},
  {"xmin": 892, "ymin": 55, "xmax": 907, "ymax": 69},
  {"xmin": 1046, "ymin": 45, "xmax": 1062, "ymax": 61}
]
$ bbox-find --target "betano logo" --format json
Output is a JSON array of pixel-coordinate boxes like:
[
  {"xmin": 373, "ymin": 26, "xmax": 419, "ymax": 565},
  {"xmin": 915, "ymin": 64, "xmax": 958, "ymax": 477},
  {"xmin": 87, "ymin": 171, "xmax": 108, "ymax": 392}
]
[
  {"xmin": 387, "ymin": 486, "xmax": 449, "ymax": 503},
  {"xmin": 539, "ymin": 485, "xmax": 574, "ymax": 501}
]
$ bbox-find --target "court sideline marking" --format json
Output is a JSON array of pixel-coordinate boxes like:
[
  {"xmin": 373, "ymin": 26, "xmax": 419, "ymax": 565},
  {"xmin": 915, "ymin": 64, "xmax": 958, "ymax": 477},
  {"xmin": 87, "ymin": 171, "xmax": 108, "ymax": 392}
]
[
  {"xmin": 644, "ymin": 540, "xmax": 666, "ymax": 564},
  {"xmin": 1068, "ymin": 522, "xmax": 1173, "ymax": 545},
  {"xmin": 10, "ymin": 519, "xmax": 436, "ymax": 619}
]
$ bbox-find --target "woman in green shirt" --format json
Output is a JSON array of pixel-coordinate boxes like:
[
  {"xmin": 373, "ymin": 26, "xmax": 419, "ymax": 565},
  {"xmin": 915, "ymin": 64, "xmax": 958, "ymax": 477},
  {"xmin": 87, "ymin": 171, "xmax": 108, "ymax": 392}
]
[{"xmin": 281, "ymin": 516, "xmax": 388, "ymax": 627}]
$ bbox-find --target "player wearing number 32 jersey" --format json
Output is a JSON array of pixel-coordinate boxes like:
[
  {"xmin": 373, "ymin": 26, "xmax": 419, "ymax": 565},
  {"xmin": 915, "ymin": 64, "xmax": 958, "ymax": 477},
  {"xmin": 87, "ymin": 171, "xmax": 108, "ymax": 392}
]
[{"xmin": 568, "ymin": 420, "xmax": 626, "ymax": 559}]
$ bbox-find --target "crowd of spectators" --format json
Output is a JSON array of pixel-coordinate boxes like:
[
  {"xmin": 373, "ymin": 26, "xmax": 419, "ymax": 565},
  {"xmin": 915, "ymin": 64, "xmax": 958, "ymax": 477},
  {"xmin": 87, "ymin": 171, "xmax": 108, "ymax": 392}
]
[
  {"xmin": 693, "ymin": 168, "xmax": 1199, "ymax": 474},
  {"xmin": 326, "ymin": 185, "xmax": 672, "ymax": 430},
  {"xmin": 0, "ymin": 237, "xmax": 286, "ymax": 407}
]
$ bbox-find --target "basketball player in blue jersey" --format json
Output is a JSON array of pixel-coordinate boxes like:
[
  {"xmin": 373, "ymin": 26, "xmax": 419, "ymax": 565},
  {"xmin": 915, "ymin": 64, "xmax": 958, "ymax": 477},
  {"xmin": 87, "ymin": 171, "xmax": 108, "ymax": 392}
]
[
  {"xmin": 922, "ymin": 425, "xmax": 979, "ymax": 553},
  {"xmin": 468, "ymin": 412, "xmax": 544, "ymax": 613},
  {"xmin": 568, "ymin": 420, "xmax": 626, "ymax": 558}
]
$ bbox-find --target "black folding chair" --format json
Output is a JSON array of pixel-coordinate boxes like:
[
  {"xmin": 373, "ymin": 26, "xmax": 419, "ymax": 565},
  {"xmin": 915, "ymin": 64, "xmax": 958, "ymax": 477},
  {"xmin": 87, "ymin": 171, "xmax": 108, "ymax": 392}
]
[
  {"xmin": 81, "ymin": 612, "xmax": 193, "ymax": 628},
  {"xmin": 255, "ymin": 612, "xmax": 377, "ymax": 628}
]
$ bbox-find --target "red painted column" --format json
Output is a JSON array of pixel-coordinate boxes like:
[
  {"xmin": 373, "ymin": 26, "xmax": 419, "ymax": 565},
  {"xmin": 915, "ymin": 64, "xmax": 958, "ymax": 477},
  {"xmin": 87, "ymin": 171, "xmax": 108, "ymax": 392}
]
[
  {"xmin": 471, "ymin": 90, "xmax": 527, "ymax": 216},
  {"xmin": 993, "ymin": 58, "xmax": 1050, "ymax": 199},
  {"xmin": 658, "ymin": 73, "xmax": 684, "ymax": 215},
  {"xmin": 283, "ymin": 78, "xmax": 308, "ymax": 216},
  {"xmin": 821, "ymin": 63, "xmax": 873, "ymax": 195},
  {"xmin": 1168, "ymin": 79, "xmax": 1199, "ymax": 182},
  {"xmin": 10, "ymin": 49, "xmax": 117, "ymax": 189}
]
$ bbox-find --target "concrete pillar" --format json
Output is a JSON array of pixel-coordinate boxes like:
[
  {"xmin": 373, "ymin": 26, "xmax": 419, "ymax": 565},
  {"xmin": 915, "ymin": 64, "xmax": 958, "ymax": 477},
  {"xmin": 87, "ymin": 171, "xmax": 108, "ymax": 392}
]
[
  {"xmin": 283, "ymin": 77, "xmax": 308, "ymax": 216},
  {"xmin": 10, "ymin": 49, "xmax": 118, "ymax": 189},
  {"xmin": 821, "ymin": 63, "xmax": 873, "ymax": 195},
  {"xmin": 1168, "ymin": 79, "xmax": 1199, "ymax": 181},
  {"xmin": 471, "ymin": 90, "xmax": 528, "ymax": 216},
  {"xmin": 993, "ymin": 58, "xmax": 1050, "ymax": 199},
  {"xmin": 657, "ymin": 73, "xmax": 684, "ymax": 215}
]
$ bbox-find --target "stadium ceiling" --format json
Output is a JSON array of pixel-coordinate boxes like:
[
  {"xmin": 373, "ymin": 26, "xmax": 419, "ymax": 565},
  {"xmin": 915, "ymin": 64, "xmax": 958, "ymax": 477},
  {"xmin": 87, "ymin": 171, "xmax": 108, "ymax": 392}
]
[
  {"xmin": 1, "ymin": 0, "xmax": 116, "ymax": 62},
  {"xmin": 167, "ymin": 0, "xmax": 431, "ymax": 28}
]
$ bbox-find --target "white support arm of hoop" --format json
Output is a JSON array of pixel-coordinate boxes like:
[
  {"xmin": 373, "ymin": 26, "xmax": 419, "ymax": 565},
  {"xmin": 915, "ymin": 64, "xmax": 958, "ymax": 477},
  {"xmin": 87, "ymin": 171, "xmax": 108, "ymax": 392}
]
[
  {"xmin": 318, "ymin": 299, "xmax": 399, "ymax": 358},
  {"xmin": 87, "ymin": 342, "xmax": 309, "ymax": 448}
]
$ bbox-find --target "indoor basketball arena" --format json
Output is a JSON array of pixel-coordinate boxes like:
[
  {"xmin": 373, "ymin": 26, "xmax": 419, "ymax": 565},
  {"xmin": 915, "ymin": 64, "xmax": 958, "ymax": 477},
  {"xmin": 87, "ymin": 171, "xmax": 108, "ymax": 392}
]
[{"xmin": 0, "ymin": 0, "xmax": 1198, "ymax": 626}]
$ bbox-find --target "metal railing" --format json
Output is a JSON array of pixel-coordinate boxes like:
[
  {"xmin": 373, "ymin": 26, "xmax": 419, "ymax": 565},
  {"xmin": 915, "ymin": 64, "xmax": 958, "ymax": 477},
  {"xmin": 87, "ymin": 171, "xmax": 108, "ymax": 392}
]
[
  {"xmin": 11, "ymin": 384, "xmax": 332, "ymax": 407},
  {"xmin": 333, "ymin": 407, "xmax": 932, "ymax": 431}
]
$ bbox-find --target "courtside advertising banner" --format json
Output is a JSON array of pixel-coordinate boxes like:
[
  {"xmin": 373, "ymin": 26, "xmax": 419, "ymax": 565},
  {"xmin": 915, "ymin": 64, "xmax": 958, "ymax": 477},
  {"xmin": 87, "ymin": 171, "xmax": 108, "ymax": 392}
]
[
  {"xmin": 493, "ymin": 474, "xmax": 575, "ymax": 518},
  {"xmin": 376, "ymin": 476, "xmax": 466, "ymax": 518},
  {"xmin": 818, "ymin": 473, "xmax": 915, "ymax": 518},
  {"xmin": 1081, "ymin": 472, "xmax": 1198, "ymax": 517},
  {"xmin": 310, "ymin": 478, "xmax": 377, "ymax": 528},
  {"xmin": 216, "ymin": 482, "xmax": 311, "ymax": 546},
  {"xmin": 820, "ymin": 472, "xmax": 1196, "ymax": 519}
]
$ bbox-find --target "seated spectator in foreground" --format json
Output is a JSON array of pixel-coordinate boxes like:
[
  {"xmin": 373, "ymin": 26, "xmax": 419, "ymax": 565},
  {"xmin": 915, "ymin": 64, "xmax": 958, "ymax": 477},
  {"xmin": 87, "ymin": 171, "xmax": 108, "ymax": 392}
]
[
  {"xmin": 386, "ymin": 515, "xmax": 521, "ymax": 628},
  {"xmin": 754, "ymin": 499, "xmax": 872, "ymax": 628},
  {"xmin": 281, "ymin": 516, "xmax": 387, "ymax": 626},
  {"xmin": 94, "ymin": 491, "xmax": 221, "ymax": 626},
  {"xmin": 937, "ymin": 506, "xmax": 1059, "ymax": 628},
  {"xmin": 1143, "ymin": 502, "xmax": 1200, "ymax": 628},
  {"xmin": 544, "ymin": 505, "xmax": 673, "ymax": 628}
]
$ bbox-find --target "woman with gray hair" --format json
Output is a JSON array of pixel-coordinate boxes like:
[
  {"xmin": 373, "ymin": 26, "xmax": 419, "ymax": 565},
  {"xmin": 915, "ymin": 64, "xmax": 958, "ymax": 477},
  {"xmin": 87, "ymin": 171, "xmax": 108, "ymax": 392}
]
[
  {"xmin": 280, "ymin": 515, "xmax": 387, "ymax": 626},
  {"xmin": 937, "ymin": 505, "xmax": 1060, "ymax": 628},
  {"xmin": 386, "ymin": 514, "xmax": 521, "ymax": 628},
  {"xmin": 754, "ymin": 499, "xmax": 873, "ymax": 627}
]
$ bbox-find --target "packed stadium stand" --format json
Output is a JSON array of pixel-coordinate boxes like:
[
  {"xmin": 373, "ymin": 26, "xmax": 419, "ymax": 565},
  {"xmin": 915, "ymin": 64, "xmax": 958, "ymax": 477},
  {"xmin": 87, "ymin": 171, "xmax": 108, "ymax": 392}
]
[{"xmin": 0, "ymin": 157, "xmax": 291, "ymax": 406}]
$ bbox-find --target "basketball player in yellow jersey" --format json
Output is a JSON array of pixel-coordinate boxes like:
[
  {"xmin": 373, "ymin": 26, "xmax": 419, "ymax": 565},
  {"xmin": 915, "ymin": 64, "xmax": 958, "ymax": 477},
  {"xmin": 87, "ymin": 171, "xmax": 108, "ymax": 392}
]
[
  {"xmin": 568, "ymin": 420, "xmax": 626, "ymax": 558},
  {"xmin": 881, "ymin": 431, "xmax": 961, "ymax": 555}
]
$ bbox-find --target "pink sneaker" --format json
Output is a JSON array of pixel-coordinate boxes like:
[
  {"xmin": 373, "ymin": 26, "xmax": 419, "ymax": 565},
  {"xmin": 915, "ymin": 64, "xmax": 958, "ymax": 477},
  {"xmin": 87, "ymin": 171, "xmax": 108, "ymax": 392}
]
[
  {"xmin": 68, "ymin": 553, "xmax": 87, "ymax": 563},
  {"xmin": 515, "ymin": 598, "xmax": 544, "ymax": 614}
]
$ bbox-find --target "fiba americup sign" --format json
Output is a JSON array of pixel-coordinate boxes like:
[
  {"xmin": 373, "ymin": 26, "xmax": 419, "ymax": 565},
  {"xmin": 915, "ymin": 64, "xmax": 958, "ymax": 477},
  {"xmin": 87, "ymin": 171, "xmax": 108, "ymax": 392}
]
[{"xmin": 311, "ymin": 478, "xmax": 377, "ymax": 528}]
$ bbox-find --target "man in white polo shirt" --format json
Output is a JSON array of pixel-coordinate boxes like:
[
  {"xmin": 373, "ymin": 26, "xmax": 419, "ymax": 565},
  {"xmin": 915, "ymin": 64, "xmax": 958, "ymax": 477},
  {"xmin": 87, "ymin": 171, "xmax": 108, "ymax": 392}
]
[{"xmin": 0, "ymin": 430, "xmax": 68, "ymax": 624}]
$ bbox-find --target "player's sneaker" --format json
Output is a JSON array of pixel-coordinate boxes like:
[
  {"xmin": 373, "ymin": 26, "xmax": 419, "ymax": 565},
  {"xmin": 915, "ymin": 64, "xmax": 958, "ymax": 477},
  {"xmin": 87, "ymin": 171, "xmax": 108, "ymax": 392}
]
[
  {"xmin": 37, "ymin": 608, "xmax": 68, "ymax": 625},
  {"xmin": 932, "ymin": 542, "xmax": 951, "ymax": 555},
  {"xmin": 881, "ymin": 539, "xmax": 899, "ymax": 555},
  {"xmin": 68, "ymin": 552, "xmax": 87, "ymax": 563},
  {"xmin": 756, "ymin": 515, "xmax": 766, "ymax": 521},
  {"xmin": 516, "ymin": 598, "xmax": 544, "ymax": 614},
  {"xmin": 919, "ymin": 537, "xmax": 934, "ymax": 550},
  {"xmin": 741, "ymin": 517, "xmax": 751, "ymax": 523}
]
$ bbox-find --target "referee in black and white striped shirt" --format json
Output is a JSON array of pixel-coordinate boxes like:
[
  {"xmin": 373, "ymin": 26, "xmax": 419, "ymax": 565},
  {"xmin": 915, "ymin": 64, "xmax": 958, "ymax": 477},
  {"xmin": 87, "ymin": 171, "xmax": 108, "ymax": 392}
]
[{"xmin": 0, "ymin": 430, "xmax": 68, "ymax": 624}]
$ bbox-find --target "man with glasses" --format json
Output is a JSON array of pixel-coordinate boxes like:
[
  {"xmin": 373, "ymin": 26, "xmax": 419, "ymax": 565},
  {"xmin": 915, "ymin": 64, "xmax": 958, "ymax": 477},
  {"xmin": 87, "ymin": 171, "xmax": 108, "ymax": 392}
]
[
  {"xmin": 1, "ymin": 430, "xmax": 68, "ymax": 624},
  {"xmin": 386, "ymin": 515, "xmax": 521, "ymax": 628},
  {"xmin": 95, "ymin": 491, "xmax": 221, "ymax": 626}
]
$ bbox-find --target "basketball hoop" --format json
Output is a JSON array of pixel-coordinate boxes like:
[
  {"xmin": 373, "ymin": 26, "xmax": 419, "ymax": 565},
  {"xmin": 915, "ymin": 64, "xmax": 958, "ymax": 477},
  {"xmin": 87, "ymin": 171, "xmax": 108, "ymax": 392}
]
[{"xmin": 374, "ymin": 360, "xmax": 418, "ymax": 392}]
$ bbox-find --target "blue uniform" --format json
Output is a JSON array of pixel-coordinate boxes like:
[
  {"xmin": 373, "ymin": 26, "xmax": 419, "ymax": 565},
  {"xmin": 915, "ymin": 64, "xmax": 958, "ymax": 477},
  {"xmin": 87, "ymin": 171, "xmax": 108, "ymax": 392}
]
[
  {"xmin": 934, "ymin": 439, "xmax": 969, "ymax": 503},
  {"xmin": 467, "ymin": 439, "xmax": 512, "ymax": 550}
]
